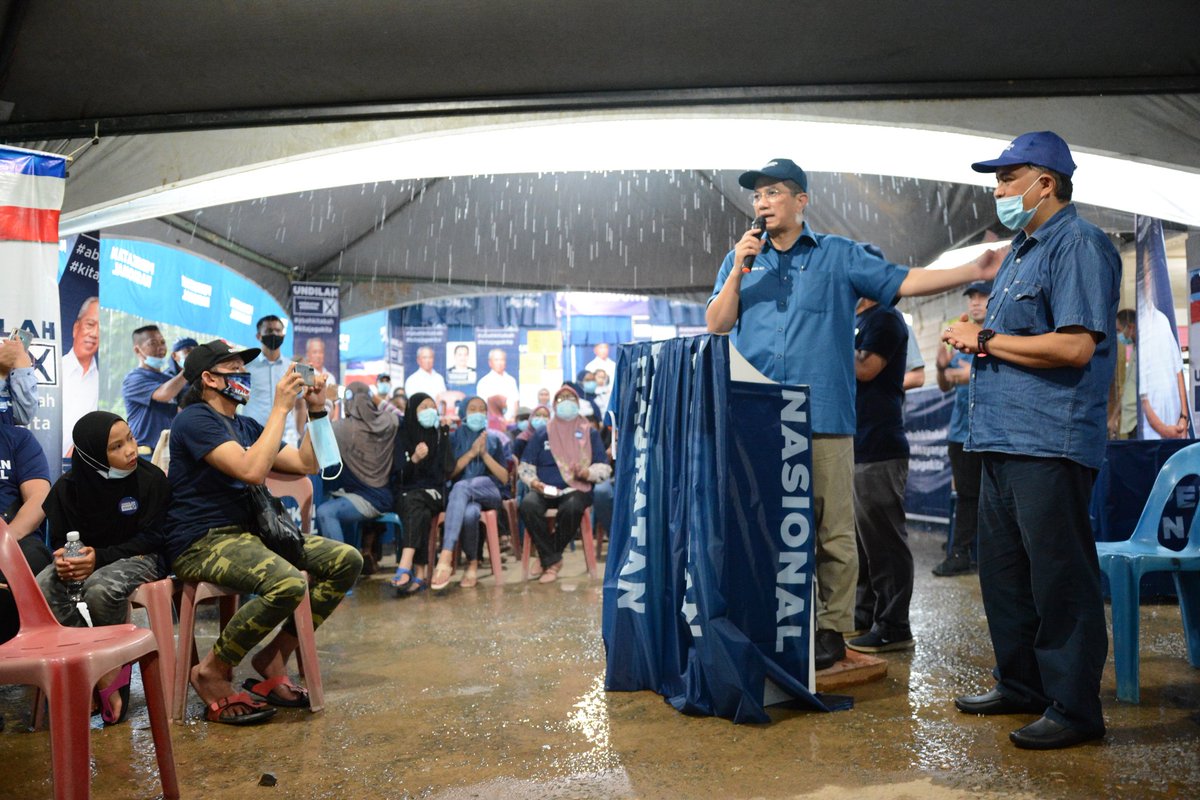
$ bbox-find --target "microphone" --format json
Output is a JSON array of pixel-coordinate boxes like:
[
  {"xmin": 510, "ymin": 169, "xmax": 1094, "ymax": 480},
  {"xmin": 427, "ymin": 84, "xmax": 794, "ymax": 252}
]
[{"xmin": 741, "ymin": 216, "xmax": 767, "ymax": 273}]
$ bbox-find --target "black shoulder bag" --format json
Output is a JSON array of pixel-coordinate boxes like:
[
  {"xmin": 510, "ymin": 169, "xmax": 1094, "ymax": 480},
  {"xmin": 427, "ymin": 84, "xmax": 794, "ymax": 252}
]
[{"xmin": 219, "ymin": 415, "xmax": 306, "ymax": 567}]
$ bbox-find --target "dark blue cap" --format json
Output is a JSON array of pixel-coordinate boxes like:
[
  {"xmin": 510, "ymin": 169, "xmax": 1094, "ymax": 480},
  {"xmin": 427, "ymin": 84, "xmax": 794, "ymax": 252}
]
[
  {"xmin": 738, "ymin": 158, "xmax": 809, "ymax": 192},
  {"xmin": 171, "ymin": 336, "xmax": 198, "ymax": 352},
  {"xmin": 971, "ymin": 131, "xmax": 1076, "ymax": 177},
  {"xmin": 963, "ymin": 280, "xmax": 993, "ymax": 297}
]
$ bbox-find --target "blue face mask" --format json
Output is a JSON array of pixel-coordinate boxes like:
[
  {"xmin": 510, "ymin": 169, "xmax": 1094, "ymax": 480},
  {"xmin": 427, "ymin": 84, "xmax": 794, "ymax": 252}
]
[
  {"xmin": 530, "ymin": 416, "xmax": 548, "ymax": 431},
  {"xmin": 465, "ymin": 412, "xmax": 487, "ymax": 432},
  {"xmin": 583, "ymin": 381, "xmax": 597, "ymax": 393},
  {"xmin": 215, "ymin": 371, "xmax": 252, "ymax": 406},
  {"xmin": 1117, "ymin": 332, "xmax": 1132, "ymax": 346},
  {"xmin": 144, "ymin": 354, "xmax": 170, "ymax": 371},
  {"xmin": 517, "ymin": 420, "xmax": 529, "ymax": 432},
  {"xmin": 995, "ymin": 173, "xmax": 1046, "ymax": 231},
  {"xmin": 417, "ymin": 408, "xmax": 440, "ymax": 428},
  {"xmin": 556, "ymin": 400, "xmax": 579, "ymax": 421}
]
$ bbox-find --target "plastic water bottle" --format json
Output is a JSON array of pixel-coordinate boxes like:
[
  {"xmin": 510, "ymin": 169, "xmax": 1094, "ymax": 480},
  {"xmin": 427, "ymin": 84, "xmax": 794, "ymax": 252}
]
[{"xmin": 63, "ymin": 531, "xmax": 85, "ymax": 603}]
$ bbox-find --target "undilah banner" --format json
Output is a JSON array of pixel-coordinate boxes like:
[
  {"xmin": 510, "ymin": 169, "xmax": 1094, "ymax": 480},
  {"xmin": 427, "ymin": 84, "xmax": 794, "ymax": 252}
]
[
  {"xmin": 0, "ymin": 146, "xmax": 67, "ymax": 478},
  {"xmin": 603, "ymin": 335, "xmax": 835, "ymax": 723},
  {"xmin": 290, "ymin": 281, "xmax": 341, "ymax": 385},
  {"xmin": 57, "ymin": 232, "xmax": 101, "ymax": 460}
]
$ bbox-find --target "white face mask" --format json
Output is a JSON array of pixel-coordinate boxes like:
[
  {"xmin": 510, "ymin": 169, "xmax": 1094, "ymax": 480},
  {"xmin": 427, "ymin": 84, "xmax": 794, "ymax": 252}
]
[{"xmin": 75, "ymin": 446, "xmax": 136, "ymax": 480}]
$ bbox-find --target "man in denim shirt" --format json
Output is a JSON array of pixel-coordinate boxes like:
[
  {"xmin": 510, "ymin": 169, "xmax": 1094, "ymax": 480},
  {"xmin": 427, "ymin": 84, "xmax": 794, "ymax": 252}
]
[{"xmin": 943, "ymin": 132, "xmax": 1120, "ymax": 750}]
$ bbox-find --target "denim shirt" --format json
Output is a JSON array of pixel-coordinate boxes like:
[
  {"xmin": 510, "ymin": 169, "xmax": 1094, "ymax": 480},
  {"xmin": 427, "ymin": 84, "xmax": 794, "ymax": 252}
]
[
  {"xmin": 966, "ymin": 205, "xmax": 1120, "ymax": 469},
  {"xmin": 709, "ymin": 224, "xmax": 909, "ymax": 435},
  {"xmin": 945, "ymin": 351, "xmax": 973, "ymax": 444}
]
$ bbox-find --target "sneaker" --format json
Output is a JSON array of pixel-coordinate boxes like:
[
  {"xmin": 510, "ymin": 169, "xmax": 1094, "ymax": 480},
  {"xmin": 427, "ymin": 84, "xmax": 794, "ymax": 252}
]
[
  {"xmin": 846, "ymin": 630, "xmax": 915, "ymax": 653},
  {"xmin": 814, "ymin": 628, "xmax": 846, "ymax": 671},
  {"xmin": 932, "ymin": 553, "xmax": 974, "ymax": 577}
]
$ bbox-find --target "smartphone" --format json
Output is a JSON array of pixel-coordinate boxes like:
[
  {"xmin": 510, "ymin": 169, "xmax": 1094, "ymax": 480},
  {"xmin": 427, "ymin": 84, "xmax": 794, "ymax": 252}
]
[
  {"xmin": 294, "ymin": 362, "xmax": 315, "ymax": 387},
  {"xmin": 8, "ymin": 328, "xmax": 31, "ymax": 349},
  {"xmin": 542, "ymin": 484, "xmax": 560, "ymax": 497}
]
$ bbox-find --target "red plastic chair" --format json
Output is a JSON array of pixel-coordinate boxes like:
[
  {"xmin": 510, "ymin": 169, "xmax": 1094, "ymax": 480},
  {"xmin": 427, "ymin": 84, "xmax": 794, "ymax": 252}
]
[
  {"xmin": 128, "ymin": 577, "xmax": 179, "ymax": 710},
  {"xmin": 0, "ymin": 525, "xmax": 179, "ymax": 800},
  {"xmin": 266, "ymin": 471, "xmax": 314, "ymax": 533},
  {"xmin": 521, "ymin": 508, "xmax": 597, "ymax": 581},
  {"xmin": 431, "ymin": 510, "xmax": 505, "ymax": 585},
  {"xmin": 171, "ymin": 574, "xmax": 325, "ymax": 720}
]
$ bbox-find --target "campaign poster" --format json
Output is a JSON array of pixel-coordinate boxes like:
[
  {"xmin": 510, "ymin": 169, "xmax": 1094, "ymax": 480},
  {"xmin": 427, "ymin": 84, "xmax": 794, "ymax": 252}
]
[
  {"xmin": 290, "ymin": 281, "xmax": 341, "ymax": 386},
  {"xmin": 1134, "ymin": 217, "xmax": 1190, "ymax": 439},
  {"xmin": 445, "ymin": 340, "xmax": 478, "ymax": 389},
  {"xmin": 475, "ymin": 327, "xmax": 520, "ymax": 418},
  {"xmin": 401, "ymin": 325, "xmax": 448, "ymax": 399},
  {"xmin": 57, "ymin": 231, "xmax": 101, "ymax": 458}
]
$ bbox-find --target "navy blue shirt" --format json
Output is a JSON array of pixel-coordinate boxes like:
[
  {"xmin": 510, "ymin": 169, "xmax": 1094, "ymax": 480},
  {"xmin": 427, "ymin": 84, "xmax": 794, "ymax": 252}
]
[
  {"xmin": 709, "ymin": 224, "xmax": 910, "ymax": 434},
  {"xmin": 0, "ymin": 424, "xmax": 50, "ymax": 516},
  {"xmin": 945, "ymin": 350, "xmax": 973, "ymax": 444},
  {"xmin": 451, "ymin": 425, "xmax": 512, "ymax": 495},
  {"xmin": 164, "ymin": 404, "xmax": 281, "ymax": 565},
  {"xmin": 854, "ymin": 304, "xmax": 910, "ymax": 463},
  {"xmin": 122, "ymin": 366, "xmax": 177, "ymax": 448},
  {"xmin": 966, "ymin": 205, "xmax": 1121, "ymax": 469},
  {"xmin": 519, "ymin": 427, "xmax": 607, "ymax": 490}
]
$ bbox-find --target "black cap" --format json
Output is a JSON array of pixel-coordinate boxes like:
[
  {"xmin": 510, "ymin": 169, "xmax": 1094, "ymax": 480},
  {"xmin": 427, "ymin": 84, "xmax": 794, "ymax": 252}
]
[
  {"xmin": 963, "ymin": 280, "xmax": 993, "ymax": 297},
  {"xmin": 738, "ymin": 158, "xmax": 809, "ymax": 192},
  {"xmin": 183, "ymin": 339, "xmax": 260, "ymax": 382}
]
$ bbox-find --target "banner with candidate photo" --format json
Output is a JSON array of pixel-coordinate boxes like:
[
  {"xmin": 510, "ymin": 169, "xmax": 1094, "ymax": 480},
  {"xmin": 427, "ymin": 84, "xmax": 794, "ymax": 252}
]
[
  {"xmin": 903, "ymin": 386, "xmax": 954, "ymax": 521},
  {"xmin": 603, "ymin": 335, "xmax": 830, "ymax": 724},
  {"xmin": 0, "ymin": 146, "xmax": 66, "ymax": 477},
  {"xmin": 290, "ymin": 281, "xmax": 341, "ymax": 385},
  {"xmin": 57, "ymin": 231, "xmax": 101, "ymax": 459},
  {"xmin": 1135, "ymin": 216, "xmax": 1190, "ymax": 440}
]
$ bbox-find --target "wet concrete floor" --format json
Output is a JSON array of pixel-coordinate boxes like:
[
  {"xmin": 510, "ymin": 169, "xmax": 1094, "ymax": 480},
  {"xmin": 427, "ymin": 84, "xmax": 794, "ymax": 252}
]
[{"xmin": 2, "ymin": 527, "xmax": 1198, "ymax": 799}]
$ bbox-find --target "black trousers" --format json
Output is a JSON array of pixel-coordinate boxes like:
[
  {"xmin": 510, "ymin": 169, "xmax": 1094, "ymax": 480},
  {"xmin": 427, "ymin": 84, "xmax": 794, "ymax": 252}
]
[
  {"xmin": 395, "ymin": 488, "xmax": 443, "ymax": 566},
  {"xmin": 852, "ymin": 458, "xmax": 913, "ymax": 639},
  {"xmin": 519, "ymin": 489, "xmax": 592, "ymax": 569},
  {"xmin": 978, "ymin": 453, "xmax": 1107, "ymax": 731},
  {"xmin": 947, "ymin": 441, "xmax": 983, "ymax": 557}
]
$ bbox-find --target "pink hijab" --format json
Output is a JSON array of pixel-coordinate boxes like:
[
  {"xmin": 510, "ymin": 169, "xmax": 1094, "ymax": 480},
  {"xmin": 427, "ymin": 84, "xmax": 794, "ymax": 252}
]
[{"xmin": 547, "ymin": 385, "xmax": 593, "ymax": 492}]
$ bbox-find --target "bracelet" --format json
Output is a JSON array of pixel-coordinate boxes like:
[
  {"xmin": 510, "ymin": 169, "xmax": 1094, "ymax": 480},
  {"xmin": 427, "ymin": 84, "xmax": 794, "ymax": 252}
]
[{"xmin": 308, "ymin": 410, "xmax": 328, "ymax": 420}]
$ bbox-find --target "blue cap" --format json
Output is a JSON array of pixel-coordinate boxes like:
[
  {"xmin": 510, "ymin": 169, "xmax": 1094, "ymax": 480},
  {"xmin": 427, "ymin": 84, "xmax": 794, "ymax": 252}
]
[
  {"xmin": 171, "ymin": 336, "xmax": 198, "ymax": 353},
  {"xmin": 963, "ymin": 280, "xmax": 993, "ymax": 297},
  {"xmin": 971, "ymin": 131, "xmax": 1076, "ymax": 177},
  {"xmin": 738, "ymin": 158, "xmax": 809, "ymax": 192}
]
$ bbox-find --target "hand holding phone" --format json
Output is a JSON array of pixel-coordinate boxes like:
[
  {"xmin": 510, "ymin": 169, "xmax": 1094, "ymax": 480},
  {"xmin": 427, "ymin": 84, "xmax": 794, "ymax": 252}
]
[{"xmin": 294, "ymin": 362, "xmax": 315, "ymax": 387}]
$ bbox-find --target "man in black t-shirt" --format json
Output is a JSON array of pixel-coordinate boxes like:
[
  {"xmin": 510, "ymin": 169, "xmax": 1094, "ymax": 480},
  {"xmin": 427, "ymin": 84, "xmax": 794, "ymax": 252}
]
[{"xmin": 848, "ymin": 299, "xmax": 915, "ymax": 654}]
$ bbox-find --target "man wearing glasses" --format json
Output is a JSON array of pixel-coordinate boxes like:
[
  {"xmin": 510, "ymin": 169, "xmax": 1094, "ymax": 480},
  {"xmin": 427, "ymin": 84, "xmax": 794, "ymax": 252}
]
[{"xmin": 707, "ymin": 158, "xmax": 1003, "ymax": 671}]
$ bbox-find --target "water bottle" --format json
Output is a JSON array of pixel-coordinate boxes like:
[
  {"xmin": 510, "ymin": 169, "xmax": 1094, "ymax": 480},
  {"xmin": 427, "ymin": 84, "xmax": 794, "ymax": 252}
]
[{"xmin": 63, "ymin": 531, "xmax": 85, "ymax": 603}]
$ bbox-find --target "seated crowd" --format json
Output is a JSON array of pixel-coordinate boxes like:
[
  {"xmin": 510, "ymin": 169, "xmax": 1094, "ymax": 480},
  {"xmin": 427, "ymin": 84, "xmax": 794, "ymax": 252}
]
[{"xmin": 0, "ymin": 335, "xmax": 616, "ymax": 729}]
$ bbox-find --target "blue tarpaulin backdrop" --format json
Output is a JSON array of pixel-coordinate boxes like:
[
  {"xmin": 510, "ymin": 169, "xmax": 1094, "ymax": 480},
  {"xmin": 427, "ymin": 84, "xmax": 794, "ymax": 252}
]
[{"xmin": 603, "ymin": 335, "xmax": 836, "ymax": 723}]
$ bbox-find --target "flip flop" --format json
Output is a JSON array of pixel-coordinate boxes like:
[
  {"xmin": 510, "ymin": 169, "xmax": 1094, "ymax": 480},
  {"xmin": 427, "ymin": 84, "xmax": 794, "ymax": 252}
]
[
  {"xmin": 203, "ymin": 691, "xmax": 277, "ymax": 726},
  {"xmin": 98, "ymin": 663, "xmax": 133, "ymax": 725},
  {"xmin": 242, "ymin": 675, "xmax": 311, "ymax": 709},
  {"xmin": 405, "ymin": 576, "xmax": 427, "ymax": 595},
  {"xmin": 390, "ymin": 566, "xmax": 414, "ymax": 591},
  {"xmin": 460, "ymin": 572, "xmax": 478, "ymax": 589},
  {"xmin": 430, "ymin": 563, "xmax": 454, "ymax": 592}
]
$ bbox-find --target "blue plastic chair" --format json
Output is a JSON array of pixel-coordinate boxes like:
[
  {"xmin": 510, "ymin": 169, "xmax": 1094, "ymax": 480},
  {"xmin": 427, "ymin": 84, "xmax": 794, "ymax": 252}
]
[{"xmin": 1096, "ymin": 442, "xmax": 1200, "ymax": 703}]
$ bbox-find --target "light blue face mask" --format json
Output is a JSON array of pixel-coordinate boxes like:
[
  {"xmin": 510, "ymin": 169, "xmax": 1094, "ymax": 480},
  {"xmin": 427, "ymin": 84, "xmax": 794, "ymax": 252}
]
[
  {"xmin": 465, "ymin": 412, "xmax": 488, "ymax": 432},
  {"xmin": 144, "ymin": 354, "xmax": 170, "ymax": 371},
  {"xmin": 995, "ymin": 173, "xmax": 1046, "ymax": 231},
  {"xmin": 555, "ymin": 400, "xmax": 580, "ymax": 421},
  {"xmin": 583, "ymin": 381, "xmax": 597, "ymax": 393},
  {"xmin": 1117, "ymin": 332, "xmax": 1132, "ymax": 346},
  {"xmin": 517, "ymin": 420, "xmax": 529, "ymax": 432},
  {"xmin": 308, "ymin": 415, "xmax": 343, "ymax": 479},
  {"xmin": 530, "ymin": 416, "xmax": 547, "ymax": 431},
  {"xmin": 417, "ymin": 408, "xmax": 440, "ymax": 428}
]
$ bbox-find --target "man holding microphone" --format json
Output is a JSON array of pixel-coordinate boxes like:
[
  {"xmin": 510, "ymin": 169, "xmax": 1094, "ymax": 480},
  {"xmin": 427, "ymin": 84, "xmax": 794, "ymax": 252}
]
[{"xmin": 707, "ymin": 158, "xmax": 1004, "ymax": 670}]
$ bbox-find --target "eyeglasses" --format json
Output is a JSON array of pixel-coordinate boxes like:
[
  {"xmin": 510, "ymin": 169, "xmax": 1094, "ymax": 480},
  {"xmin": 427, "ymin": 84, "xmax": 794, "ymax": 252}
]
[{"xmin": 750, "ymin": 188, "xmax": 799, "ymax": 203}]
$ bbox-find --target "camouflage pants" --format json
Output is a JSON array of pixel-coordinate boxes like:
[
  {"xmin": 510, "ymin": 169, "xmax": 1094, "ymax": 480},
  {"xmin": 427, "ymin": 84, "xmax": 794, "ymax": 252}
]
[
  {"xmin": 36, "ymin": 554, "xmax": 163, "ymax": 627},
  {"xmin": 172, "ymin": 527, "xmax": 363, "ymax": 665}
]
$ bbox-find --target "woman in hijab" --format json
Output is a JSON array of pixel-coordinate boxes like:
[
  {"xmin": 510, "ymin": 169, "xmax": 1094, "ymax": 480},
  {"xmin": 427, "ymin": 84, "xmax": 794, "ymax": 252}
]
[
  {"xmin": 517, "ymin": 385, "xmax": 611, "ymax": 583},
  {"xmin": 429, "ymin": 396, "xmax": 511, "ymax": 590},
  {"xmin": 389, "ymin": 392, "xmax": 455, "ymax": 594},
  {"xmin": 512, "ymin": 404, "xmax": 550, "ymax": 461},
  {"xmin": 315, "ymin": 383, "xmax": 398, "ymax": 560},
  {"xmin": 38, "ymin": 411, "xmax": 170, "ymax": 725}
]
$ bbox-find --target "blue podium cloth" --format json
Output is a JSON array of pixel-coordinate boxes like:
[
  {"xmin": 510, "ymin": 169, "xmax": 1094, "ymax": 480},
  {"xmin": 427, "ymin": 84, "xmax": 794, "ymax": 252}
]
[{"xmin": 602, "ymin": 335, "xmax": 836, "ymax": 723}]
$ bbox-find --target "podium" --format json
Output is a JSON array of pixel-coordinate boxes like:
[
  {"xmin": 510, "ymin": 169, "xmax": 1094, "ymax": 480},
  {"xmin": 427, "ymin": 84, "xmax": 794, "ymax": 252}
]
[{"xmin": 602, "ymin": 335, "xmax": 848, "ymax": 723}]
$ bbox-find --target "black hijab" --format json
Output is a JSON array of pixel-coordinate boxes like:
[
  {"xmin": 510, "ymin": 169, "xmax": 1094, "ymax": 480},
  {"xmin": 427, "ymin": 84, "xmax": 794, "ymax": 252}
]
[
  {"xmin": 43, "ymin": 411, "xmax": 170, "ymax": 564},
  {"xmin": 395, "ymin": 392, "xmax": 452, "ymax": 489},
  {"xmin": 401, "ymin": 393, "xmax": 442, "ymax": 455}
]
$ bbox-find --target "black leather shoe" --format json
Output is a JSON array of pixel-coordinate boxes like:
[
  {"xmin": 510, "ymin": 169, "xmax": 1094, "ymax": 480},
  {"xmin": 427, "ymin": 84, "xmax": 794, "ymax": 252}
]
[
  {"xmin": 954, "ymin": 688, "xmax": 1045, "ymax": 716},
  {"xmin": 814, "ymin": 629, "xmax": 846, "ymax": 671},
  {"xmin": 1010, "ymin": 715, "xmax": 1105, "ymax": 750}
]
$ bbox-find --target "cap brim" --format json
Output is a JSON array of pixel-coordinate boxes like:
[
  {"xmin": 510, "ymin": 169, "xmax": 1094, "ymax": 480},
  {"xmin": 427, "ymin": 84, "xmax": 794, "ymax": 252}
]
[
  {"xmin": 970, "ymin": 155, "xmax": 1028, "ymax": 173},
  {"xmin": 230, "ymin": 347, "xmax": 260, "ymax": 365},
  {"xmin": 737, "ymin": 170, "xmax": 768, "ymax": 189}
]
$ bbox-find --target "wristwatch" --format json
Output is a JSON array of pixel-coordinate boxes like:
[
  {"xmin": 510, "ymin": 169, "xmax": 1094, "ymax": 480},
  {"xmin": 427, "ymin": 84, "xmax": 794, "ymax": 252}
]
[{"xmin": 977, "ymin": 328, "xmax": 997, "ymax": 356}]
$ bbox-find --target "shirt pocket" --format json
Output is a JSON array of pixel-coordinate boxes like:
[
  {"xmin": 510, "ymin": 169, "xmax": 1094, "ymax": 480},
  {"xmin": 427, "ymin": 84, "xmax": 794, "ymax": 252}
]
[
  {"xmin": 796, "ymin": 271, "xmax": 832, "ymax": 312},
  {"xmin": 1004, "ymin": 281, "xmax": 1046, "ymax": 334}
]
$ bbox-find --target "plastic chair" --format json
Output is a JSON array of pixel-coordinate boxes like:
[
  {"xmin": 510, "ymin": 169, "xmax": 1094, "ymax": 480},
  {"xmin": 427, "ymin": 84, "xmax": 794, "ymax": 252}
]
[
  {"xmin": 172, "ymin": 573, "xmax": 325, "ymax": 720},
  {"xmin": 128, "ymin": 577, "xmax": 179, "ymax": 712},
  {"xmin": 0, "ymin": 525, "xmax": 179, "ymax": 800},
  {"xmin": 521, "ymin": 508, "xmax": 598, "ymax": 580},
  {"xmin": 431, "ymin": 510, "xmax": 505, "ymax": 584},
  {"xmin": 266, "ymin": 471, "xmax": 315, "ymax": 533},
  {"xmin": 1096, "ymin": 442, "xmax": 1200, "ymax": 703}
]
